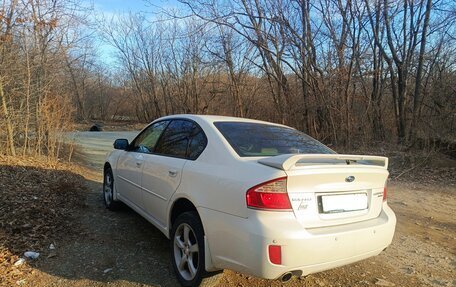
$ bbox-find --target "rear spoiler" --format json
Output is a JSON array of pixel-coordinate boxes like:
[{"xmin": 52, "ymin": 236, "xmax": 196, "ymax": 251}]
[{"xmin": 258, "ymin": 154, "xmax": 388, "ymax": 171}]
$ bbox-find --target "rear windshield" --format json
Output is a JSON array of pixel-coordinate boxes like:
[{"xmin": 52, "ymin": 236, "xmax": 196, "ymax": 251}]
[{"xmin": 214, "ymin": 122, "xmax": 335, "ymax": 157}]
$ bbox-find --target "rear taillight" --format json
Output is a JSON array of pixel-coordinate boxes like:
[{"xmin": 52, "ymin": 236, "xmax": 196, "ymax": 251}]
[
  {"xmin": 383, "ymin": 186, "xmax": 387, "ymax": 201},
  {"xmin": 246, "ymin": 177, "xmax": 291, "ymax": 210}
]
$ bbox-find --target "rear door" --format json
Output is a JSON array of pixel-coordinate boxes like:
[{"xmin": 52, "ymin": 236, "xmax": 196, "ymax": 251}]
[{"xmin": 141, "ymin": 119, "xmax": 207, "ymax": 226}]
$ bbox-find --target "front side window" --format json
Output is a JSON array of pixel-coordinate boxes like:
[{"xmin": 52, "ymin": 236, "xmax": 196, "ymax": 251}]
[
  {"xmin": 214, "ymin": 122, "xmax": 334, "ymax": 157},
  {"xmin": 130, "ymin": 121, "xmax": 169, "ymax": 153},
  {"xmin": 155, "ymin": 120, "xmax": 207, "ymax": 159}
]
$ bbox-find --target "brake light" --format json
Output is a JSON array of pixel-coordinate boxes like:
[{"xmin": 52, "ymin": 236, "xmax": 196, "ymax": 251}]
[
  {"xmin": 383, "ymin": 187, "xmax": 387, "ymax": 201},
  {"xmin": 246, "ymin": 177, "xmax": 291, "ymax": 210}
]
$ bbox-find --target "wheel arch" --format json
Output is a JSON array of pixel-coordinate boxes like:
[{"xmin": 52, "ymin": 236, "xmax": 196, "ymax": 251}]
[
  {"xmin": 103, "ymin": 162, "xmax": 111, "ymax": 172},
  {"xmin": 168, "ymin": 197, "xmax": 219, "ymax": 273},
  {"xmin": 169, "ymin": 197, "xmax": 201, "ymax": 234}
]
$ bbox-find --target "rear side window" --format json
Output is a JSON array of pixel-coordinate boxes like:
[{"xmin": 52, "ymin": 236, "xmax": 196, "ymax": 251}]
[
  {"xmin": 155, "ymin": 120, "xmax": 207, "ymax": 159},
  {"xmin": 187, "ymin": 127, "xmax": 207, "ymax": 159},
  {"xmin": 214, "ymin": 122, "xmax": 334, "ymax": 157}
]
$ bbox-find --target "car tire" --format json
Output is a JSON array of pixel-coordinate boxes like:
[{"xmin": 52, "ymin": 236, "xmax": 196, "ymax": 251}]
[
  {"xmin": 103, "ymin": 167, "xmax": 121, "ymax": 211},
  {"xmin": 170, "ymin": 212, "xmax": 222, "ymax": 287}
]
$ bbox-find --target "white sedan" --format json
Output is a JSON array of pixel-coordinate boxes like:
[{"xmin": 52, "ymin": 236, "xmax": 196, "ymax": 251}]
[{"xmin": 103, "ymin": 115, "xmax": 396, "ymax": 286}]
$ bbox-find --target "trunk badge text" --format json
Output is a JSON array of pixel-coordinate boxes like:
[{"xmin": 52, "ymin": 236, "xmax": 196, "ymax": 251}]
[
  {"xmin": 345, "ymin": 176, "xmax": 355, "ymax": 182},
  {"xmin": 291, "ymin": 197, "xmax": 312, "ymax": 210}
]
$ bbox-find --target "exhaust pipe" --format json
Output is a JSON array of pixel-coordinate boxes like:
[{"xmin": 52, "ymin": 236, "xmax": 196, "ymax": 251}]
[{"xmin": 280, "ymin": 272, "xmax": 293, "ymax": 283}]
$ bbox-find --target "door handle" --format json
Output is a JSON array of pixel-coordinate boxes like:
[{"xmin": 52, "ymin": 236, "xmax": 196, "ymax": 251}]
[
  {"xmin": 136, "ymin": 162, "xmax": 142, "ymax": 167},
  {"xmin": 168, "ymin": 170, "xmax": 178, "ymax": 177}
]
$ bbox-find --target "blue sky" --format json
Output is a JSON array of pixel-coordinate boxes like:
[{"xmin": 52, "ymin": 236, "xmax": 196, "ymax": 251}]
[
  {"xmin": 94, "ymin": 0, "xmax": 144, "ymax": 13},
  {"xmin": 92, "ymin": 0, "xmax": 176, "ymax": 14},
  {"xmin": 87, "ymin": 0, "xmax": 181, "ymax": 65}
]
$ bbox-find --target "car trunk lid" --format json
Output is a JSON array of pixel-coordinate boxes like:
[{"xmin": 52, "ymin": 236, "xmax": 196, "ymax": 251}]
[{"xmin": 258, "ymin": 154, "xmax": 389, "ymax": 228}]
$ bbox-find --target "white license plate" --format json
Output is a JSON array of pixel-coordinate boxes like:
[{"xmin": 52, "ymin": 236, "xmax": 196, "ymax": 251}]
[{"xmin": 321, "ymin": 193, "xmax": 368, "ymax": 213}]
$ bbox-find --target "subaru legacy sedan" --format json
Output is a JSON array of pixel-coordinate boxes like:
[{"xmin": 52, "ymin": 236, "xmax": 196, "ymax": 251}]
[{"xmin": 103, "ymin": 115, "xmax": 396, "ymax": 286}]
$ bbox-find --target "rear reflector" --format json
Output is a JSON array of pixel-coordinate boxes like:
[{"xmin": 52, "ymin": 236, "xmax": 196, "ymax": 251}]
[
  {"xmin": 268, "ymin": 245, "xmax": 282, "ymax": 265},
  {"xmin": 383, "ymin": 187, "xmax": 387, "ymax": 202},
  {"xmin": 246, "ymin": 177, "xmax": 292, "ymax": 210}
]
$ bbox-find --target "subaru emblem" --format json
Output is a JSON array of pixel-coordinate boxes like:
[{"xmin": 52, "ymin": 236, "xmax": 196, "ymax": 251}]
[{"xmin": 345, "ymin": 176, "xmax": 355, "ymax": 182}]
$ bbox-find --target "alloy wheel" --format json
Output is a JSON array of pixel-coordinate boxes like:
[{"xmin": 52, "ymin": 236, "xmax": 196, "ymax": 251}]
[
  {"xmin": 173, "ymin": 223, "xmax": 200, "ymax": 281},
  {"xmin": 104, "ymin": 171, "xmax": 113, "ymax": 206}
]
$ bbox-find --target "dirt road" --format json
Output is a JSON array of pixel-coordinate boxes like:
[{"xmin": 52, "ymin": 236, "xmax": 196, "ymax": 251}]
[
  {"xmin": 21, "ymin": 177, "xmax": 454, "ymax": 287},
  {"xmin": 65, "ymin": 131, "xmax": 138, "ymax": 170}
]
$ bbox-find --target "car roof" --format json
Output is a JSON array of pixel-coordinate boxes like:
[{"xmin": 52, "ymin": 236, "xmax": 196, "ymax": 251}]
[{"xmin": 155, "ymin": 114, "xmax": 289, "ymax": 128}]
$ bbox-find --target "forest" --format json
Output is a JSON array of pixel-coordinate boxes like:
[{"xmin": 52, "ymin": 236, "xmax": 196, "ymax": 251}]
[{"xmin": 0, "ymin": 0, "xmax": 455, "ymax": 159}]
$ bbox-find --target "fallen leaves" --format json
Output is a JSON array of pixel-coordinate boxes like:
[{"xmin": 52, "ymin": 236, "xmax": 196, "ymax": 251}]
[{"xmin": 0, "ymin": 156, "xmax": 87, "ymax": 286}]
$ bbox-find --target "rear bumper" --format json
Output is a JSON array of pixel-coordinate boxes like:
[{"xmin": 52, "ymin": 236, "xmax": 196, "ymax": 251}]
[{"xmin": 200, "ymin": 203, "xmax": 396, "ymax": 279}]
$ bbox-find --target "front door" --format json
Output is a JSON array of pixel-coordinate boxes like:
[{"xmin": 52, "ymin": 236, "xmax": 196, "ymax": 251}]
[
  {"xmin": 116, "ymin": 152, "xmax": 144, "ymax": 208},
  {"xmin": 117, "ymin": 120, "xmax": 170, "ymax": 209}
]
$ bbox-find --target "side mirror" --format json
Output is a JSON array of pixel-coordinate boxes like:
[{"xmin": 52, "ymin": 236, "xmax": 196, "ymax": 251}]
[{"xmin": 113, "ymin": 139, "xmax": 129, "ymax": 150}]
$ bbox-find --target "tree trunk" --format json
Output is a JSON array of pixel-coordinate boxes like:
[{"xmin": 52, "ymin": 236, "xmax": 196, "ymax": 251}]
[
  {"xmin": 0, "ymin": 80, "xmax": 16, "ymax": 156},
  {"xmin": 409, "ymin": 0, "xmax": 432, "ymax": 142}
]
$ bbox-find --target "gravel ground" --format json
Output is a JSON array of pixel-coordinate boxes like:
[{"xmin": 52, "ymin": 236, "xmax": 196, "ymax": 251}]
[{"xmin": 8, "ymin": 178, "xmax": 453, "ymax": 287}]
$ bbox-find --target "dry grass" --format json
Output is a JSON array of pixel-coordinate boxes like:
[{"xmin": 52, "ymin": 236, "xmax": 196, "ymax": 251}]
[{"xmin": 0, "ymin": 156, "xmax": 92, "ymax": 286}]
